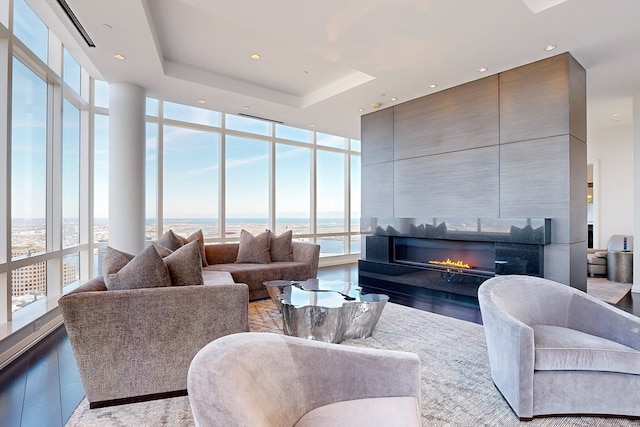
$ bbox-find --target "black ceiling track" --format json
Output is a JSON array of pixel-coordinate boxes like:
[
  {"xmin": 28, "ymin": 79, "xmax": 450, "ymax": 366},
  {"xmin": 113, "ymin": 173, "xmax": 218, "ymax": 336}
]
[
  {"xmin": 238, "ymin": 113, "xmax": 284, "ymax": 124},
  {"xmin": 56, "ymin": 0, "xmax": 95, "ymax": 48}
]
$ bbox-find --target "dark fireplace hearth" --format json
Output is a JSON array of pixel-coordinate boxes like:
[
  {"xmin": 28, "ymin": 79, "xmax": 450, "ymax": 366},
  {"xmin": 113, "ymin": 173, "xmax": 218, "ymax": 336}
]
[{"xmin": 358, "ymin": 217, "xmax": 550, "ymax": 303}]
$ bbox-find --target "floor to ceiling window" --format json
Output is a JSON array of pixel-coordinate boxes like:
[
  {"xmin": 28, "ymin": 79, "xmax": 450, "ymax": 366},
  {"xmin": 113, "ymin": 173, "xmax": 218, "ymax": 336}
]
[{"xmin": 1, "ymin": 0, "xmax": 91, "ymax": 323}]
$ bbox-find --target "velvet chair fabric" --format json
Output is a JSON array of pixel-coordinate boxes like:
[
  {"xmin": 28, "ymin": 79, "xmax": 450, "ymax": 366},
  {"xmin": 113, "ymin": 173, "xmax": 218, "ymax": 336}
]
[
  {"xmin": 478, "ymin": 275, "xmax": 640, "ymax": 420},
  {"xmin": 187, "ymin": 332, "xmax": 421, "ymax": 427}
]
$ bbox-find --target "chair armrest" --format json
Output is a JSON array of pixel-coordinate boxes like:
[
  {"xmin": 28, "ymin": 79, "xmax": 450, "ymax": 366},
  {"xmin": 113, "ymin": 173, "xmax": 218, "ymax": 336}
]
[
  {"xmin": 188, "ymin": 332, "xmax": 420, "ymax": 427},
  {"xmin": 60, "ymin": 283, "xmax": 248, "ymax": 403},
  {"xmin": 478, "ymin": 286, "xmax": 535, "ymax": 419},
  {"xmin": 568, "ymin": 293, "xmax": 640, "ymax": 351},
  {"xmin": 292, "ymin": 242, "xmax": 320, "ymax": 276}
]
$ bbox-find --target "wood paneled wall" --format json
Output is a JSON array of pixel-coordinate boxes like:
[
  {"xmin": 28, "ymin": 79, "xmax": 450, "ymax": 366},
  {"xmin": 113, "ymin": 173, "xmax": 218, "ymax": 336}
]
[{"xmin": 361, "ymin": 53, "xmax": 587, "ymax": 289}]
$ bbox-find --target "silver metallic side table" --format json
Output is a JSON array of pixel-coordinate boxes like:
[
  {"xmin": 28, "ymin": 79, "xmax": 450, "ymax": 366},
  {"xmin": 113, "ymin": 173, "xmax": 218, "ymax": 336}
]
[{"xmin": 607, "ymin": 250, "xmax": 633, "ymax": 283}]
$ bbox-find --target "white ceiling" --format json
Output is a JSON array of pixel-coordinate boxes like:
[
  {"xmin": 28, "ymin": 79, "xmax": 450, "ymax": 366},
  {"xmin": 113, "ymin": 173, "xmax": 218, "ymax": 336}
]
[{"xmin": 38, "ymin": 0, "xmax": 640, "ymax": 140}]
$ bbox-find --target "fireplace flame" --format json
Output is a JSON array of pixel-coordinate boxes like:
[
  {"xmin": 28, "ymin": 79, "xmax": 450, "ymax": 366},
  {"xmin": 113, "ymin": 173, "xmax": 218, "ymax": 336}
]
[{"xmin": 428, "ymin": 258, "xmax": 471, "ymax": 269}]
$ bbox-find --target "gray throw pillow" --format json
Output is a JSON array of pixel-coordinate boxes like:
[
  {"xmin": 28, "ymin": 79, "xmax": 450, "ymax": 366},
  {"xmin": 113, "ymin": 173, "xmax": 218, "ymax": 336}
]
[
  {"xmin": 236, "ymin": 229, "xmax": 271, "ymax": 264},
  {"xmin": 180, "ymin": 229, "xmax": 208, "ymax": 267},
  {"xmin": 105, "ymin": 245, "xmax": 172, "ymax": 291},
  {"xmin": 102, "ymin": 246, "xmax": 135, "ymax": 289},
  {"xmin": 163, "ymin": 240, "xmax": 204, "ymax": 286},
  {"xmin": 158, "ymin": 229, "xmax": 184, "ymax": 251},
  {"xmin": 270, "ymin": 230, "xmax": 293, "ymax": 262}
]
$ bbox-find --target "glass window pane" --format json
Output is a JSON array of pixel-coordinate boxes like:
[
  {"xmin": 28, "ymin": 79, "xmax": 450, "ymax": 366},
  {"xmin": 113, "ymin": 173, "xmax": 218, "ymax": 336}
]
[
  {"xmin": 94, "ymin": 80, "xmax": 109, "ymax": 108},
  {"xmin": 163, "ymin": 126, "xmax": 219, "ymax": 239},
  {"xmin": 62, "ymin": 99, "xmax": 80, "ymax": 247},
  {"xmin": 13, "ymin": 0, "xmax": 48, "ymax": 63},
  {"xmin": 146, "ymin": 98, "xmax": 158, "ymax": 117},
  {"xmin": 350, "ymin": 155, "xmax": 361, "ymax": 233},
  {"xmin": 317, "ymin": 132, "xmax": 345, "ymax": 149},
  {"xmin": 225, "ymin": 136, "xmax": 269, "ymax": 237},
  {"xmin": 317, "ymin": 150, "xmax": 345, "ymax": 233},
  {"xmin": 275, "ymin": 124, "xmax": 311, "ymax": 143},
  {"xmin": 225, "ymin": 113, "xmax": 270, "ymax": 136},
  {"xmin": 11, "ymin": 58, "xmax": 47, "ymax": 259},
  {"xmin": 11, "ymin": 262, "xmax": 46, "ymax": 312},
  {"xmin": 317, "ymin": 236, "xmax": 345, "ymax": 257},
  {"xmin": 350, "ymin": 139, "xmax": 361, "ymax": 152},
  {"xmin": 94, "ymin": 114, "xmax": 109, "ymax": 243},
  {"xmin": 164, "ymin": 101, "xmax": 221, "ymax": 127},
  {"xmin": 146, "ymin": 123, "xmax": 158, "ymax": 241},
  {"xmin": 63, "ymin": 253, "xmax": 80, "ymax": 289},
  {"xmin": 276, "ymin": 144, "xmax": 310, "ymax": 235},
  {"xmin": 63, "ymin": 49, "xmax": 81, "ymax": 94}
]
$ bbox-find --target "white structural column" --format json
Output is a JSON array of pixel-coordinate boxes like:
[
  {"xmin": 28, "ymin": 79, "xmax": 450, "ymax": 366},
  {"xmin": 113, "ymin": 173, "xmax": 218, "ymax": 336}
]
[{"xmin": 108, "ymin": 83, "xmax": 146, "ymax": 254}]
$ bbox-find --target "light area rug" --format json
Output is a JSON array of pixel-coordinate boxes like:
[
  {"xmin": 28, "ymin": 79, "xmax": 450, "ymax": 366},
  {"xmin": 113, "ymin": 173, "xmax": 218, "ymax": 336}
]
[
  {"xmin": 588, "ymin": 278, "xmax": 631, "ymax": 305},
  {"xmin": 66, "ymin": 300, "xmax": 639, "ymax": 427}
]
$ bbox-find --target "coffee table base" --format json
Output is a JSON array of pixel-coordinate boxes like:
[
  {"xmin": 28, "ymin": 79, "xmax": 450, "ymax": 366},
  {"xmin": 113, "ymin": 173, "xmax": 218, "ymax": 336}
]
[{"xmin": 280, "ymin": 295, "xmax": 388, "ymax": 344}]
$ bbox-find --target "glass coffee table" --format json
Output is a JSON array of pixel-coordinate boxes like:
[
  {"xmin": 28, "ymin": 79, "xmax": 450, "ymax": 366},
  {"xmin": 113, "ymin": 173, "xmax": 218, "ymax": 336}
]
[{"xmin": 263, "ymin": 279, "xmax": 389, "ymax": 343}]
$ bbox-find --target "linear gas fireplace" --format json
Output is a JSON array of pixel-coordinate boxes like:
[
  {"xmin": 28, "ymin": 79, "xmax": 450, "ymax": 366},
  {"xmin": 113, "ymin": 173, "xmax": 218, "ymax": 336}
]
[
  {"xmin": 394, "ymin": 238, "xmax": 496, "ymax": 277},
  {"xmin": 358, "ymin": 217, "xmax": 550, "ymax": 304}
]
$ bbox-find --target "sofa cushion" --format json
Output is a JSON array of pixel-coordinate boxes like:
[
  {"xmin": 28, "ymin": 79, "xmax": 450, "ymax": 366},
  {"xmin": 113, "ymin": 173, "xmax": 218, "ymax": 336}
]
[
  {"xmin": 163, "ymin": 240, "xmax": 204, "ymax": 286},
  {"xmin": 158, "ymin": 229, "xmax": 185, "ymax": 251},
  {"xmin": 158, "ymin": 229, "xmax": 208, "ymax": 267},
  {"xmin": 205, "ymin": 263, "xmax": 281, "ymax": 292},
  {"xmin": 105, "ymin": 245, "xmax": 172, "ymax": 291},
  {"xmin": 236, "ymin": 229, "xmax": 271, "ymax": 264},
  {"xmin": 533, "ymin": 325, "xmax": 640, "ymax": 375},
  {"xmin": 294, "ymin": 396, "xmax": 420, "ymax": 427},
  {"xmin": 278, "ymin": 262, "xmax": 312, "ymax": 282},
  {"xmin": 270, "ymin": 230, "xmax": 293, "ymax": 262},
  {"xmin": 180, "ymin": 229, "xmax": 208, "ymax": 267},
  {"xmin": 102, "ymin": 246, "xmax": 135, "ymax": 289},
  {"xmin": 587, "ymin": 253, "xmax": 607, "ymax": 265}
]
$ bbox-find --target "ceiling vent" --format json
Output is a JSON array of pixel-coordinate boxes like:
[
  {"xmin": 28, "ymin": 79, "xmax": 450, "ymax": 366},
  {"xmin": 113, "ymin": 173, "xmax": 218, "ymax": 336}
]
[
  {"xmin": 57, "ymin": 0, "xmax": 95, "ymax": 47},
  {"xmin": 238, "ymin": 113, "xmax": 284, "ymax": 124}
]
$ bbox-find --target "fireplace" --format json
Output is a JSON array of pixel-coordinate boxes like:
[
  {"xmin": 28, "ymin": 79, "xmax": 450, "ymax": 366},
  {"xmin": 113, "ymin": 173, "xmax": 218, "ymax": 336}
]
[
  {"xmin": 358, "ymin": 217, "xmax": 550, "ymax": 304},
  {"xmin": 394, "ymin": 237, "xmax": 496, "ymax": 276}
]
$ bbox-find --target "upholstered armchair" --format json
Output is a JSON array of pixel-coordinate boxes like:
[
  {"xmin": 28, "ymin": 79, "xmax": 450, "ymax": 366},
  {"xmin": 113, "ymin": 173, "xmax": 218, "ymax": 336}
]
[
  {"xmin": 478, "ymin": 275, "xmax": 640, "ymax": 420},
  {"xmin": 188, "ymin": 332, "xmax": 422, "ymax": 427}
]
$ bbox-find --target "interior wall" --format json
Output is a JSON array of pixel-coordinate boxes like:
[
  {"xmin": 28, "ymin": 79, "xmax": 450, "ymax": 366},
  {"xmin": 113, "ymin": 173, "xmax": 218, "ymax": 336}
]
[
  {"xmin": 587, "ymin": 124, "xmax": 634, "ymax": 248},
  {"xmin": 361, "ymin": 53, "xmax": 587, "ymax": 290}
]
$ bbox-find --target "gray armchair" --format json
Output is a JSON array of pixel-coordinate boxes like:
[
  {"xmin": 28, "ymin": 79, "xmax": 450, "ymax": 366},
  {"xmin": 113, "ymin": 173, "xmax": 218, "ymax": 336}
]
[
  {"xmin": 187, "ymin": 332, "xmax": 421, "ymax": 427},
  {"xmin": 478, "ymin": 275, "xmax": 640, "ymax": 420},
  {"xmin": 59, "ymin": 275, "xmax": 249, "ymax": 408}
]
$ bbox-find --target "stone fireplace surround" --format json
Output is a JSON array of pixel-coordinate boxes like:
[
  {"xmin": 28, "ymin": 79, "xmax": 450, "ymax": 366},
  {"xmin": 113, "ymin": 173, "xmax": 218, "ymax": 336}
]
[{"xmin": 359, "ymin": 217, "xmax": 550, "ymax": 304}]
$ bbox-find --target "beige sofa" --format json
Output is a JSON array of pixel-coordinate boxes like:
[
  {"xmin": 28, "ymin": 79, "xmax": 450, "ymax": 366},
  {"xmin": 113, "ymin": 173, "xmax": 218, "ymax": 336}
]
[
  {"xmin": 203, "ymin": 241, "xmax": 320, "ymax": 300},
  {"xmin": 59, "ymin": 271, "xmax": 249, "ymax": 408}
]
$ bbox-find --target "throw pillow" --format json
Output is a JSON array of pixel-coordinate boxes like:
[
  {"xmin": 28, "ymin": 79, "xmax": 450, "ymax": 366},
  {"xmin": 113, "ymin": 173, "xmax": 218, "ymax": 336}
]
[
  {"xmin": 236, "ymin": 229, "xmax": 271, "ymax": 264},
  {"xmin": 180, "ymin": 229, "xmax": 208, "ymax": 267},
  {"xmin": 158, "ymin": 229, "xmax": 184, "ymax": 251},
  {"xmin": 102, "ymin": 246, "xmax": 135, "ymax": 289},
  {"xmin": 105, "ymin": 245, "xmax": 172, "ymax": 291},
  {"xmin": 270, "ymin": 230, "xmax": 293, "ymax": 262},
  {"xmin": 163, "ymin": 240, "xmax": 204, "ymax": 286}
]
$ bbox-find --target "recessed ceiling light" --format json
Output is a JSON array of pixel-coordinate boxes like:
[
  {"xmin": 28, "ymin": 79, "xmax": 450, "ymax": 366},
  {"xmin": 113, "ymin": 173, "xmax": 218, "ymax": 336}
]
[
  {"xmin": 102, "ymin": 24, "xmax": 112, "ymax": 30},
  {"xmin": 477, "ymin": 67, "xmax": 488, "ymax": 73},
  {"xmin": 114, "ymin": 54, "xmax": 125, "ymax": 60},
  {"xmin": 358, "ymin": 108, "xmax": 365, "ymax": 112},
  {"xmin": 244, "ymin": 106, "xmax": 250, "ymax": 110},
  {"xmin": 310, "ymin": 124, "xmax": 316, "ymax": 128},
  {"xmin": 543, "ymin": 45, "xmax": 557, "ymax": 51},
  {"xmin": 372, "ymin": 102, "xmax": 382, "ymax": 109},
  {"xmin": 612, "ymin": 112, "xmax": 621, "ymax": 117},
  {"xmin": 302, "ymin": 70, "xmax": 309, "ymax": 75},
  {"xmin": 429, "ymin": 84, "xmax": 438, "ymax": 89},
  {"xmin": 197, "ymin": 99, "xmax": 206, "ymax": 104},
  {"xmin": 251, "ymin": 53, "xmax": 261, "ymax": 60},
  {"xmin": 391, "ymin": 97, "xmax": 398, "ymax": 101}
]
